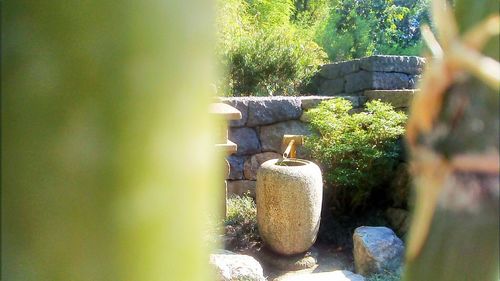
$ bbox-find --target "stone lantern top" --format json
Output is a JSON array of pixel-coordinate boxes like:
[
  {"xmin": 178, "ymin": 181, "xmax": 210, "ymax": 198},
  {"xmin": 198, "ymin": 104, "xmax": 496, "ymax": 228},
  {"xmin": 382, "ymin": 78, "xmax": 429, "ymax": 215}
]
[
  {"xmin": 210, "ymin": 102, "xmax": 242, "ymax": 154},
  {"xmin": 210, "ymin": 102, "xmax": 242, "ymax": 120}
]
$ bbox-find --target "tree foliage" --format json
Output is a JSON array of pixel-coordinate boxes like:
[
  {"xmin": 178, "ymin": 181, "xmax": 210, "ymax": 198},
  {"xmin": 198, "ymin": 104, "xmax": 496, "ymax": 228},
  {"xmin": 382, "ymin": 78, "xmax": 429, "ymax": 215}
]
[
  {"xmin": 216, "ymin": 0, "xmax": 431, "ymax": 95},
  {"xmin": 316, "ymin": 0, "xmax": 430, "ymax": 61},
  {"xmin": 216, "ymin": 0, "xmax": 327, "ymax": 96}
]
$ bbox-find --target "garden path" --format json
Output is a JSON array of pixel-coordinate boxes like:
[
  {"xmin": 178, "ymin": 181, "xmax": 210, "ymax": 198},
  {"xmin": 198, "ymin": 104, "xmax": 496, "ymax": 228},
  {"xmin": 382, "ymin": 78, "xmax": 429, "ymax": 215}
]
[{"xmin": 242, "ymin": 242, "xmax": 354, "ymax": 280}]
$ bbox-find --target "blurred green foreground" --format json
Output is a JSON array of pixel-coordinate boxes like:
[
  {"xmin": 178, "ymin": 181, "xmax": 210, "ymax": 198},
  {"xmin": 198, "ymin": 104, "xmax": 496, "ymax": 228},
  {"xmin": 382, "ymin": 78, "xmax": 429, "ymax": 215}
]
[{"xmin": 2, "ymin": 1, "xmax": 222, "ymax": 280}]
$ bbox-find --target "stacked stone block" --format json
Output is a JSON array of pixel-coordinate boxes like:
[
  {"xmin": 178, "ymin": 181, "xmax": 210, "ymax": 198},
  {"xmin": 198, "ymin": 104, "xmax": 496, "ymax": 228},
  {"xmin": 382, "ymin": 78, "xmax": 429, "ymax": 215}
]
[{"xmin": 316, "ymin": 55, "xmax": 425, "ymax": 96}]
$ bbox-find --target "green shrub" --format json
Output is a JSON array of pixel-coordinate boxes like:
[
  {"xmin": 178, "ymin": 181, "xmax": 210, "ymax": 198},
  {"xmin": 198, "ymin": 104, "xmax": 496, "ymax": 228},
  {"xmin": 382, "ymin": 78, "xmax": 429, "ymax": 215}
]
[
  {"xmin": 216, "ymin": 0, "xmax": 327, "ymax": 96},
  {"xmin": 226, "ymin": 27, "xmax": 326, "ymax": 96},
  {"xmin": 315, "ymin": 0, "xmax": 430, "ymax": 61},
  {"xmin": 304, "ymin": 99, "xmax": 407, "ymax": 213}
]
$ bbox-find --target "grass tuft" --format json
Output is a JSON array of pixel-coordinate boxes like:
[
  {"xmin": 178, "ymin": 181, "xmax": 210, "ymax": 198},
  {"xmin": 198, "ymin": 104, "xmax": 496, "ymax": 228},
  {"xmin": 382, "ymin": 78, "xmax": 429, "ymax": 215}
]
[{"xmin": 224, "ymin": 194, "xmax": 261, "ymax": 251}]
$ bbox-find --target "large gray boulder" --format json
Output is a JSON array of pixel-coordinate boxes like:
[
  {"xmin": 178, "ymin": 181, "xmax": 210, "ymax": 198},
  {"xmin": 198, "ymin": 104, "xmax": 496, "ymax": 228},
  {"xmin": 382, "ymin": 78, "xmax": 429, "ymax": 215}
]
[
  {"xmin": 243, "ymin": 152, "xmax": 281, "ymax": 180},
  {"xmin": 229, "ymin": 127, "xmax": 261, "ymax": 156},
  {"xmin": 353, "ymin": 226, "xmax": 404, "ymax": 276},
  {"xmin": 275, "ymin": 270, "xmax": 365, "ymax": 281},
  {"xmin": 259, "ymin": 120, "xmax": 311, "ymax": 154},
  {"xmin": 210, "ymin": 250, "xmax": 265, "ymax": 281},
  {"xmin": 246, "ymin": 97, "xmax": 302, "ymax": 127}
]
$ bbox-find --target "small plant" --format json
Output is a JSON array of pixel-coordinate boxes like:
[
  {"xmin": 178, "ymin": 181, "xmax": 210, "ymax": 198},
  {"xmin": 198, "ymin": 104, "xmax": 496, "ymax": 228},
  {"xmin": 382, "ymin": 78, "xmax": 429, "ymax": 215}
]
[
  {"xmin": 224, "ymin": 194, "xmax": 260, "ymax": 251},
  {"xmin": 225, "ymin": 194, "xmax": 257, "ymax": 225},
  {"xmin": 304, "ymin": 98, "xmax": 407, "ymax": 213}
]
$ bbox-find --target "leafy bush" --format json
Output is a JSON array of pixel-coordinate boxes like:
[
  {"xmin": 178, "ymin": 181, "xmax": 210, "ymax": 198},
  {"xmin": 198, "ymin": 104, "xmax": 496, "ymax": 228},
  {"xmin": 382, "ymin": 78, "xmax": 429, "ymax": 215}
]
[
  {"xmin": 304, "ymin": 98, "xmax": 407, "ymax": 213},
  {"xmin": 216, "ymin": 0, "xmax": 327, "ymax": 96}
]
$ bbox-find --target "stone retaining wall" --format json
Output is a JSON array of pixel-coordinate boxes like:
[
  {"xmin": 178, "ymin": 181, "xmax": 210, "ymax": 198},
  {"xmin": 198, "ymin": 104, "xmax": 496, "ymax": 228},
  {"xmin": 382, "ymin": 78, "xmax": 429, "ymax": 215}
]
[
  {"xmin": 220, "ymin": 93, "xmax": 414, "ymax": 198},
  {"xmin": 314, "ymin": 55, "xmax": 425, "ymax": 96},
  {"xmin": 221, "ymin": 55, "xmax": 422, "ymax": 199}
]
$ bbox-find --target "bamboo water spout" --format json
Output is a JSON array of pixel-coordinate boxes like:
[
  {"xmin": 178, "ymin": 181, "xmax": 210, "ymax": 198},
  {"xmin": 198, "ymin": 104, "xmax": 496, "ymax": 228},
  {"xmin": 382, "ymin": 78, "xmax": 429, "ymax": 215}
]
[{"xmin": 280, "ymin": 134, "xmax": 304, "ymax": 160}]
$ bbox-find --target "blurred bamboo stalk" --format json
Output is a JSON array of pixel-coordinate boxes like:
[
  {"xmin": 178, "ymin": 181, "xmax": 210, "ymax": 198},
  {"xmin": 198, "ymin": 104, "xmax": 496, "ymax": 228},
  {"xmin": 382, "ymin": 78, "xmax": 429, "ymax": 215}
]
[
  {"xmin": 2, "ymin": 1, "xmax": 220, "ymax": 280},
  {"xmin": 404, "ymin": 0, "xmax": 499, "ymax": 280}
]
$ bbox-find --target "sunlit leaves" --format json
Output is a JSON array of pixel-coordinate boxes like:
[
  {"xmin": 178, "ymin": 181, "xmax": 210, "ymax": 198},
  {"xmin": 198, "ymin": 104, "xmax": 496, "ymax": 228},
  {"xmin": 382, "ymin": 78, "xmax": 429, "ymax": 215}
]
[
  {"xmin": 316, "ymin": 0, "xmax": 430, "ymax": 61},
  {"xmin": 304, "ymin": 99, "xmax": 407, "ymax": 212},
  {"xmin": 216, "ymin": 0, "xmax": 327, "ymax": 96}
]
